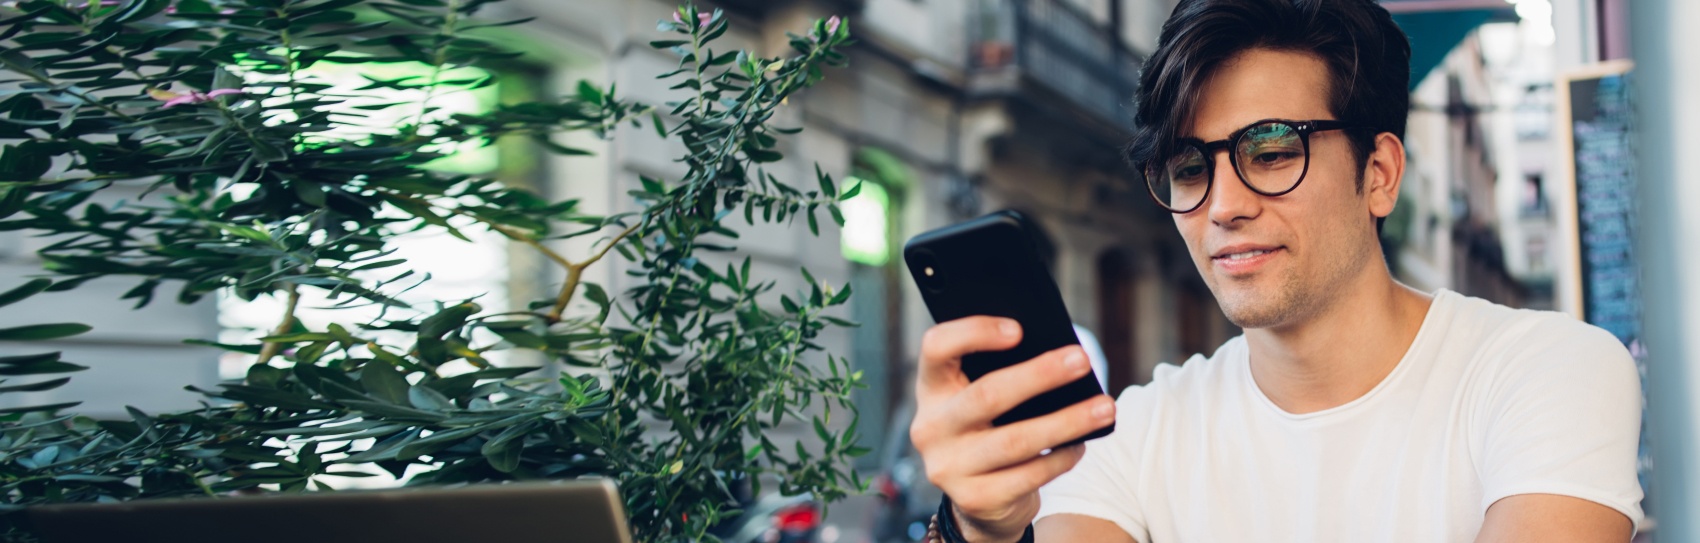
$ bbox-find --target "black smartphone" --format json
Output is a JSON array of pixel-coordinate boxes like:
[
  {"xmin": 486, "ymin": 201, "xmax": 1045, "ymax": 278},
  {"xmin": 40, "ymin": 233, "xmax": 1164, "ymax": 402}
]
[{"xmin": 903, "ymin": 210, "xmax": 1113, "ymax": 445}]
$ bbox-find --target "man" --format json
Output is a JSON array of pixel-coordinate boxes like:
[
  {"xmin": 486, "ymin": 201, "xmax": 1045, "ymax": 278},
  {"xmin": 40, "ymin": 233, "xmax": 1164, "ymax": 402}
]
[{"xmin": 907, "ymin": 0, "xmax": 1644, "ymax": 541}]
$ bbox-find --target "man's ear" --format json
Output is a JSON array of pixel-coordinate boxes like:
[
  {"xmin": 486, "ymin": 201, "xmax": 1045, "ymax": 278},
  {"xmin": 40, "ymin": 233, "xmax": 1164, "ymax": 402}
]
[{"xmin": 1365, "ymin": 132, "xmax": 1406, "ymax": 220}]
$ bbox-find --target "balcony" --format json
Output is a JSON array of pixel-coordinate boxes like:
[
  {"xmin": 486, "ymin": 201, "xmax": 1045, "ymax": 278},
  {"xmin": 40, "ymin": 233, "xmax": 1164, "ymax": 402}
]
[{"xmin": 969, "ymin": 0, "xmax": 1144, "ymax": 135}]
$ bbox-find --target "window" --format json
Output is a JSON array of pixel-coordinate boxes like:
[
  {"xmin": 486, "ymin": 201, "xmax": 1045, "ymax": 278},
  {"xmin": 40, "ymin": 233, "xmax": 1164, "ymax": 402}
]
[
  {"xmin": 842, "ymin": 148, "xmax": 911, "ymax": 468},
  {"xmin": 840, "ymin": 179, "xmax": 891, "ymax": 266},
  {"xmin": 219, "ymin": 59, "xmax": 515, "ymax": 380},
  {"xmin": 1096, "ymin": 250, "xmax": 1138, "ymax": 389}
]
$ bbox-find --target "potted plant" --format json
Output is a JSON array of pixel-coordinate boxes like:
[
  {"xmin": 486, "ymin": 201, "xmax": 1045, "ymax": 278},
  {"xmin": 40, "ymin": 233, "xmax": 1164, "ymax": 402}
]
[{"xmin": 0, "ymin": 1, "xmax": 865, "ymax": 541}]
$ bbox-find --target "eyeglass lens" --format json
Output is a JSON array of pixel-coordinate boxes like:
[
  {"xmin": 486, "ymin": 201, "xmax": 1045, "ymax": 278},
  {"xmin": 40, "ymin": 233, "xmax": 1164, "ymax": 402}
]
[{"xmin": 1146, "ymin": 121, "xmax": 1309, "ymax": 212}]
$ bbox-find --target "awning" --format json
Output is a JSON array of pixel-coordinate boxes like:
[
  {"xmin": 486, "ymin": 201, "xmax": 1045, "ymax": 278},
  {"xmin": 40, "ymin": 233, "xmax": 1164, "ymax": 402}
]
[{"xmin": 1384, "ymin": 0, "xmax": 1520, "ymax": 91}]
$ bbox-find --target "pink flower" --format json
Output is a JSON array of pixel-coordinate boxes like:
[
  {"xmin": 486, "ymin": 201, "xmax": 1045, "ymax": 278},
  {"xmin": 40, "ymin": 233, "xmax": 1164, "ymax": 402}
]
[
  {"xmin": 57, "ymin": 0, "xmax": 120, "ymax": 8},
  {"xmin": 151, "ymin": 87, "xmax": 244, "ymax": 108},
  {"xmin": 826, "ymin": 16, "xmax": 841, "ymax": 36},
  {"xmin": 671, "ymin": 11, "xmax": 711, "ymax": 29}
]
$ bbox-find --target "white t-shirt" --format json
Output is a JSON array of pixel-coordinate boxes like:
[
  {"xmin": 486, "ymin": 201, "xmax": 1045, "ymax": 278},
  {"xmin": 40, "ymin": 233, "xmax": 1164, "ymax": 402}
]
[{"xmin": 1037, "ymin": 289, "xmax": 1644, "ymax": 542}]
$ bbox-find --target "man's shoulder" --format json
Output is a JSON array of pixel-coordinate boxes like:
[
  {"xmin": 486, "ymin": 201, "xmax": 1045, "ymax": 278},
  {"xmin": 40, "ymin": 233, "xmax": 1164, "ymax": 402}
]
[
  {"xmin": 1436, "ymin": 290, "xmax": 1633, "ymax": 388},
  {"xmin": 1113, "ymin": 336, "xmax": 1247, "ymax": 413}
]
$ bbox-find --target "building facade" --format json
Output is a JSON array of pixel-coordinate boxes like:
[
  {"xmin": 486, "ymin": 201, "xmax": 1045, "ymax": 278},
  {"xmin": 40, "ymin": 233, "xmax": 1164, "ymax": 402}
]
[{"xmin": 0, "ymin": 0, "xmax": 1238, "ymax": 485}]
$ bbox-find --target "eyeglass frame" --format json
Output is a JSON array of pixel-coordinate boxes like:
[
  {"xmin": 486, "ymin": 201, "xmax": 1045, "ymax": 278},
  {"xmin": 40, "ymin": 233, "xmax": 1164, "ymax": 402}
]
[{"xmin": 1142, "ymin": 118, "xmax": 1361, "ymax": 214}]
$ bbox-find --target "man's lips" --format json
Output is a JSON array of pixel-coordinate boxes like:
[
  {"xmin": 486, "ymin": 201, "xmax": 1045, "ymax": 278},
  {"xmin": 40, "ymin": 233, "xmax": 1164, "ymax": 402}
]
[
  {"xmin": 1211, "ymin": 244, "xmax": 1284, "ymax": 260},
  {"xmin": 1210, "ymin": 244, "xmax": 1285, "ymax": 275}
]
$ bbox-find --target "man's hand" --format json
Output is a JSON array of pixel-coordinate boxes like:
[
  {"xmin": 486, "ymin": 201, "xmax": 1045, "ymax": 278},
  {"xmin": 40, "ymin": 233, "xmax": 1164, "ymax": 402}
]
[{"xmin": 910, "ymin": 316, "xmax": 1117, "ymax": 543}]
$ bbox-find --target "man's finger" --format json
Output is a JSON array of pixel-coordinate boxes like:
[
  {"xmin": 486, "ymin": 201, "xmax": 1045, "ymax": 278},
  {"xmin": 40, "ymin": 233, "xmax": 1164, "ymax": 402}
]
[
  {"xmin": 916, "ymin": 316, "xmax": 1022, "ymax": 398},
  {"xmin": 943, "ymin": 345, "xmax": 1091, "ymax": 429},
  {"xmin": 949, "ymin": 395, "xmax": 1114, "ymax": 475},
  {"xmin": 948, "ymin": 444, "xmax": 1087, "ymax": 515}
]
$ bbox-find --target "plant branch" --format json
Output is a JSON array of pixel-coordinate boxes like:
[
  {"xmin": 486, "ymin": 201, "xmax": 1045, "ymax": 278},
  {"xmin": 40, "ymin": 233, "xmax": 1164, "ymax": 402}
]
[
  {"xmin": 0, "ymin": 53, "xmax": 138, "ymax": 124},
  {"xmin": 547, "ymin": 221, "xmax": 641, "ymax": 322},
  {"xmin": 377, "ymin": 189, "xmax": 639, "ymax": 324},
  {"xmin": 377, "ymin": 190, "xmax": 573, "ymax": 269},
  {"xmin": 255, "ymin": 282, "xmax": 301, "ymax": 366},
  {"xmin": 404, "ymin": 0, "xmax": 463, "ymax": 136}
]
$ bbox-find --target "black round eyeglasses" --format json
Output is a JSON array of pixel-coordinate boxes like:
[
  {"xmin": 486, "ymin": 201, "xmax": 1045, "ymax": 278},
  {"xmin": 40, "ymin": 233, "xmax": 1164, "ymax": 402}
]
[{"xmin": 1143, "ymin": 119, "xmax": 1358, "ymax": 214}]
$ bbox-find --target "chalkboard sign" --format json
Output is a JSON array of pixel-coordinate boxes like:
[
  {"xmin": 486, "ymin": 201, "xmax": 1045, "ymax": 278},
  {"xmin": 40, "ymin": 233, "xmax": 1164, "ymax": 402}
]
[
  {"xmin": 1565, "ymin": 64, "xmax": 1640, "ymax": 341},
  {"xmin": 1557, "ymin": 59, "xmax": 1650, "ymax": 523}
]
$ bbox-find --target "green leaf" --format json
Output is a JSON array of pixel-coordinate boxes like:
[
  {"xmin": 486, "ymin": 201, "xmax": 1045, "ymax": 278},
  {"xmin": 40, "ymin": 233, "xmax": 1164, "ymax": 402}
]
[
  {"xmin": 0, "ymin": 401, "xmax": 80, "ymax": 415},
  {"xmin": 816, "ymin": 165, "xmax": 835, "ymax": 197},
  {"xmin": 0, "ymin": 323, "xmax": 91, "ymax": 341},
  {"xmin": 532, "ymin": 134, "xmax": 593, "ymax": 156},
  {"xmin": 112, "ymin": 0, "xmax": 171, "ymax": 23},
  {"xmin": 341, "ymin": 399, "xmax": 445, "ymax": 421},
  {"xmin": 246, "ymin": 363, "xmax": 284, "ymax": 388},
  {"xmin": 640, "ymin": 176, "xmax": 665, "ymax": 196},
  {"xmin": 840, "ymin": 179, "xmax": 863, "ymax": 200},
  {"xmin": 340, "ymin": 431, "xmax": 420, "ymax": 463},
  {"xmin": 0, "ymin": 377, "xmax": 69, "ymax": 393},
  {"xmin": 359, "ymin": 361, "xmax": 410, "ymax": 405},
  {"xmin": 490, "ymin": 328, "xmax": 546, "ymax": 349},
  {"xmin": 419, "ymin": 303, "xmax": 477, "ymax": 339},
  {"xmin": 581, "ymin": 282, "xmax": 612, "ymax": 323},
  {"xmin": 575, "ymin": 80, "xmax": 604, "ymax": 103},
  {"xmin": 407, "ymin": 385, "xmax": 454, "ymax": 411},
  {"xmin": 813, "ymin": 416, "xmax": 832, "ymax": 442},
  {"xmin": 481, "ymin": 422, "xmax": 529, "ymax": 473},
  {"xmin": 251, "ymin": 140, "xmax": 288, "ymax": 163},
  {"xmin": 0, "ymin": 279, "xmax": 51, "ymax": 308},
  {"xmin": 396, "ymin": 425, "xmax": 483, "ymax": 459},
  {"xmin": 383, "ymin": 194, "xmax": 472, "ymax": 242},
  {"xmin": 259, "ymin": 332, "xmax": 335, "ymax": 343}
]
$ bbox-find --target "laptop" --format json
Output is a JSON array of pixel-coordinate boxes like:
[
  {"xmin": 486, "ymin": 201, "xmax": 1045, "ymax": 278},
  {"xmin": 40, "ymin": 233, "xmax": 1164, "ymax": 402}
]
[{"xmin": 26, "ymin": 479, "xmax": 633, "ymax": 543}]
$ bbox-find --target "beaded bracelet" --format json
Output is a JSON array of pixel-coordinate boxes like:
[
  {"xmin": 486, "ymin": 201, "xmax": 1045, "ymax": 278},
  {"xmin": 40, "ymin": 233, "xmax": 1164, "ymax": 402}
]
[{"xmin": 929, "ymin": 494, "xmax": 1036, "ymax": 543}]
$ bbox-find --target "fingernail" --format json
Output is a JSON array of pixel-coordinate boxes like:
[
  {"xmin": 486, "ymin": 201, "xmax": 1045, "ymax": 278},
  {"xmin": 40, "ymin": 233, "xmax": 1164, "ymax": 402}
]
[
  {"xmin": 1063, "ymin": 351, "xmax": 1087, "ymax": 373},
  {"xmin": 999, "ymin": 320, "xmax": 1020, "ymax": 338},
  {"xmin": 1092, "ymin": 399, "xmax": 1114, "ymax": 421}
]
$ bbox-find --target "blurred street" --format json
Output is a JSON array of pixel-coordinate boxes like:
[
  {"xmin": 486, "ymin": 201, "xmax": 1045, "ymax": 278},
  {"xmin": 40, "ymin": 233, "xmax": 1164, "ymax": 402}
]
[{"xmin": 2, "ymin": 0, "xmax": 1697, "ymax": 541}]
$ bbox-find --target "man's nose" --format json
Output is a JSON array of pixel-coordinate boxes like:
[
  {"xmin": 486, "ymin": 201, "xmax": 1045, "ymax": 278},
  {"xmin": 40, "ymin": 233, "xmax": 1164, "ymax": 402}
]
[{"xmin": 1205, "ymin": 151, "xmax": 1262, "ymax": 226}]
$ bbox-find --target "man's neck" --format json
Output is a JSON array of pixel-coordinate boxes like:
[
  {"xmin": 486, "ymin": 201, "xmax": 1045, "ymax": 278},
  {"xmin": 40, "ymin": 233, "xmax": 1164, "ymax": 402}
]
[{"xmin": 1243, "ymin": 268, "xmax": 1433, "ymax": 415}]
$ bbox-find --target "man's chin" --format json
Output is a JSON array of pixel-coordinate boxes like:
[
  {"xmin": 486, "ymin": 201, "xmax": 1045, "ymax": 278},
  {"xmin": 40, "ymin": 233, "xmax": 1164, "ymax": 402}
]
[{"xmin": 1216, "ymin": 291, "xmax": 1294, "ymax": 330}]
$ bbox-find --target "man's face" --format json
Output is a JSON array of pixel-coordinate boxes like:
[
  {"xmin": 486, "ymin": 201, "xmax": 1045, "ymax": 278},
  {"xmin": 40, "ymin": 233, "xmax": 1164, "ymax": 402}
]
[{"xmin": 1173, "ymin": 48, "xmax": 1382, "ymax": 330}]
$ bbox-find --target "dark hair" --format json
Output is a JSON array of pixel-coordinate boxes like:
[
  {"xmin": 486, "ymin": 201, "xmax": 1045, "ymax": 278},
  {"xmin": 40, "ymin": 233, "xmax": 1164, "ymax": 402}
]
[{"xmin": 1128, "ymin": 0, "xmax": 1411, "ymax": 191}]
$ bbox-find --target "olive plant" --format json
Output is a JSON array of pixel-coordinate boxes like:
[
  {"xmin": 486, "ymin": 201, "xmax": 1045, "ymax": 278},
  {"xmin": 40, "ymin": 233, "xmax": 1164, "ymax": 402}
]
[{"xmin": 0, "ymin": 0, "xmax": 865, "ymax": 541}]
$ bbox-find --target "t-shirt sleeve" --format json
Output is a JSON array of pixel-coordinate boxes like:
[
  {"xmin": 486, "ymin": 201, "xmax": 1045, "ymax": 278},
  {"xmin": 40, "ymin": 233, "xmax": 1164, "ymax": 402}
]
[
  {"xmin": 1036, "ymin": 381, "xmax": 1158, "ymax": 542},
  {"xmin": 1474, "ymin": 316, "xmax": 1645, "ymax": 527}
]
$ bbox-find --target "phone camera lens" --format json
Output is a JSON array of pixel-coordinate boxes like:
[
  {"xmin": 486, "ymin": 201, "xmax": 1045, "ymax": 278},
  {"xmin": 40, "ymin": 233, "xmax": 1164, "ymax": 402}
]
[{"xmin": 908, "ymin": 251, "xmax": 947, "ymax": 293}]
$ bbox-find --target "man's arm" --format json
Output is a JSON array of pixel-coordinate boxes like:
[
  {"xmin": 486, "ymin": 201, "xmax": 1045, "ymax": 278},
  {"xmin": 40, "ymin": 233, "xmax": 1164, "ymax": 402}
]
[
  {"xmin": 909, "ymin": 316, "xmax": 1118, "ymax": 543},
  {"xmin": 1474, "ymin": 494, "xmax": 1633, "ymax": 543},
  {"xmin": 1472, "ymin": 317, "xmax": 1643, "ymax": 541},
  {"xmin": 1036, "ymin": 514, "xmax": 1137, "ymax": 543}
]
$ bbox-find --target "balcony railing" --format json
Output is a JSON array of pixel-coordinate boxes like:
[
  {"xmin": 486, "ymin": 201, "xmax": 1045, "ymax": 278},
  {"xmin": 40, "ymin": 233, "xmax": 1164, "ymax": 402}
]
[{"xmin": 970, "ymin": 0, "xmax": 1144, "ymax": 132}]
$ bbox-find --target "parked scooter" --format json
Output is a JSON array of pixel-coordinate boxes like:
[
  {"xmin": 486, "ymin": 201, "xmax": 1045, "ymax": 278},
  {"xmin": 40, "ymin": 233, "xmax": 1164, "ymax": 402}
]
[{"xmin": 706, "ymin": 475, "xmax": 822, "ymax": 543}]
